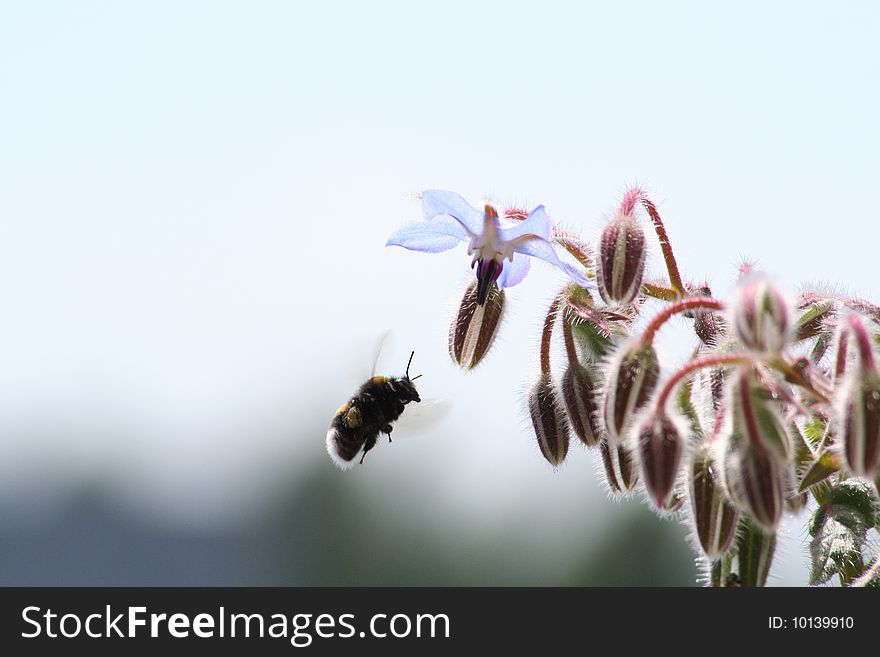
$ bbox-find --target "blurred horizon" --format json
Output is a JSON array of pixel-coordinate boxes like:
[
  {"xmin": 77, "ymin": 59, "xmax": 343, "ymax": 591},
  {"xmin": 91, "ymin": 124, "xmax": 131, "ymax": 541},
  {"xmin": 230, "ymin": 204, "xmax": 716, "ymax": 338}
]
[{"xmin": 2, "ymin": 1, "xmax": 878, "ymax": 586}]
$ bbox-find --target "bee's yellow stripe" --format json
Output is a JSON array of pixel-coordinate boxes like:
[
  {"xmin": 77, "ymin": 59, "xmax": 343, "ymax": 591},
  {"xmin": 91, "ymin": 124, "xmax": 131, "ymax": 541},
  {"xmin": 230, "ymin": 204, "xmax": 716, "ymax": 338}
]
[{"xmin": 345, "ymin": 406, "xmax": 361, "ymax": 428}]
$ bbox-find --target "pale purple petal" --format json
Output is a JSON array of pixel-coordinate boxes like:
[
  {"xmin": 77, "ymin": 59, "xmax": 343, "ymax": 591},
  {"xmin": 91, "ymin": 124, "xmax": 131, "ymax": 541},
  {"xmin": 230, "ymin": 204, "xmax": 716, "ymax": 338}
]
[
  {"xmin": 498, "ymin": 205, "xmax": 553, "ymax": 243},
  {"xmin": 421, "ymin": 190, "xmax": 484, "ymax": 235},
  {"xmin": 514, "ymin": 237, "xmax": 593, "ymax": 288},
  {"xmin": 496, "ymin": 252, "xmax": 531, "ymax": 288},
  {"xmin": 386, "ymin": 215, "xmax": 467, "ymax": 253}
]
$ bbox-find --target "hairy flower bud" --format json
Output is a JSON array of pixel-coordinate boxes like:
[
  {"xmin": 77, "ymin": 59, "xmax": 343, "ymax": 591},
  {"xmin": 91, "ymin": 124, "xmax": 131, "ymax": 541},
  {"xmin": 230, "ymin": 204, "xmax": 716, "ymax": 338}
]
[
  {"xmin": 688, "ymin": 443, "xmax": 739, "ymax": 559},
  {"xmin": 736, "ymin": 517, "xmax": 776, "ymax": 587},
  {"xmin": 637, "ymin": 410, "xmax": 687, "ymax": 509},
  {"xmin": 602, "ymin": 344, "xmax": 660, "ymax": 443},
  {"xmin": 836, "ymin": 369, "xmax": 880, "ymax": 478},
  {"xmin": 599, "ymin": 439, "xmax": 639, "ymax": 494},
  {"xmin": 716, "ymin": 369, "xmax": 791, "ymax": 531},
  {"xmin": 528, "ymin": 375, "xmax": 570, "ymax": 466},
  {"xmin": 597, "ymin": 212, "xmax": 646, "ymax": 305},
  {"xmin": 718, "ymin": 438, "xmax": 786, "ymax": 532},
  {"xmin": 735, "ymin": 443, "xmax": 786, "ymax": 531},
  {"xmin": 449, "ymin": 280, "xmax": 505, "ymax": 370},
  {"xmin": 729, "ymin": 368, "xmax": 792, "ymax": 460},
  {"xmin": 561, "ymin": 362, "xmax": 600, "ymax": 447},
  {"xmin": 729, "ymin": 277, "xmax": 792, "ymax": 353},
  {"xmin": 695, "ymin": 313, "xmax": 726, "ymax": 347}
]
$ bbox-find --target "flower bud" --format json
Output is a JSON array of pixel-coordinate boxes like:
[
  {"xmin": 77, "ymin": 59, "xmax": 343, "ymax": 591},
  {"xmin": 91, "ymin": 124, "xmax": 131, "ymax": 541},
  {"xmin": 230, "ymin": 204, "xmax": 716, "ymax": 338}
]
[
  {"xmin": 601, "ymin": 344, "xmax": 660, "ymax": 443},
  {"xmin": 729, "ymin": 368, "xmax": 792, "ymax": 461},
  {"xmin": 599, "ymin": 438, "xmax": 639, "ymax": 494},
  {"xmin": 694, "ymin": 311, "xmax": 727, "ymax": 347},
  {"xmin": 528, "ymin": 375, "xmax": 570, "ymax": 466},
  {"xmin": 729, "ymin": 277, "xmax": 792, "ymax": 353},
  {"xmin": 637, "ymin": 410, "xmax": 687, "ymax": 509},
  {"xmin": 597, "ymin": 212, "xmax": 646, "ymax": 305},
  {"xmin": 716, "ymin": 370, "xmax": 791, "ymax": 531},
  {"xmin": 836, "ymin": 370, "xmax": 880, "ymax": 478},
  {"xmin": 688, "ymin": 443, "xmax": 739, "ymax": 559},
  {"xmin": 449, "ymin": 280, "xmax": 505, "ymax": 370},
  {"xmin": 735, "ymin": 443, "xmax": 786, "ymax": 531},
  {"xmin": 736, "ymin": 516, "xmax": 776, "ymax": 587},
  {"xmin": 561, "ymin": 362, "xmax": 600, "ymax": 447}
]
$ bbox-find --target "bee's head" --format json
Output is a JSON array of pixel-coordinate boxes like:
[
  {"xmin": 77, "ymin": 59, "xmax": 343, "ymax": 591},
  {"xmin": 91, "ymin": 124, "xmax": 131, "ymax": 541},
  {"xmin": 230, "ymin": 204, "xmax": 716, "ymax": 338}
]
[{"xmin": 396, "ymin": 350, "xmax": 422, "ymax": 403}]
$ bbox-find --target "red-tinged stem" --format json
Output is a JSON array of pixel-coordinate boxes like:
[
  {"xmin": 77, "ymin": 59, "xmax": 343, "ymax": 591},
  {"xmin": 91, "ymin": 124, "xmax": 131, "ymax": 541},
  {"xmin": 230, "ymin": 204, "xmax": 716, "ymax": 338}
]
[
  {"xmin": 561, "ymin": 316, "xmax": 579, "ymax": 364},
  {"xmin": 540, "ymin": 293, "xmax": 565, "ymax": 375},
  {"xmin": 846, "ymin": 297, "xmax": 880, "ymax": 325},
  {"xmin": 638, "ymin": 297, "xmax": 725, "ymax": 348},
  {"xmin": 847, "ymin": 314, "xmax": 876, "ymax": 371},
  {"xmin": 619, "ymin": 189, "xmax": 642, "ymax": 216},
  {"xmin": 852, "ymin": 551, "xmax": 880, "ymax": 587},
  {"xmin": 620, "ymin": 188, "xmax": 685, "ymax": 297},
  {"xmin": 655, "ymin": 353, "xmax": 754, "ymax": 412}
]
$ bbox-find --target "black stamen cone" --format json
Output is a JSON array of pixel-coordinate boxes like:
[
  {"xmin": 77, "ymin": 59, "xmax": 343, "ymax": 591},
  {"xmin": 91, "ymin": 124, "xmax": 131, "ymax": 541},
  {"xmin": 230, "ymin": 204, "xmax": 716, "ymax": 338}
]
[{"xmin": 475, "ymin": 259, "xmax": 500, "ymax": 306}]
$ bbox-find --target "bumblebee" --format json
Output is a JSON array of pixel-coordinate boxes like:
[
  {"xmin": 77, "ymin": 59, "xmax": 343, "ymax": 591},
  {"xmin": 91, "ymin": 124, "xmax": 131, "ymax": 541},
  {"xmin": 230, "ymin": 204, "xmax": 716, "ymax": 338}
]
[{"xmin": 326, "ymin": 351, "xmax": 422, "ymax": 468}]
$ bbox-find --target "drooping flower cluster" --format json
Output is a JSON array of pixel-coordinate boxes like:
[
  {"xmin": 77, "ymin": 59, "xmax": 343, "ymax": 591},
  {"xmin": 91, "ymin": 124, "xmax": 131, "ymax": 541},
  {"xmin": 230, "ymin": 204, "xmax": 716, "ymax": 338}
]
[{"xmin": 386, "ymin": 187, "xmax": 880, "ymax": 587}]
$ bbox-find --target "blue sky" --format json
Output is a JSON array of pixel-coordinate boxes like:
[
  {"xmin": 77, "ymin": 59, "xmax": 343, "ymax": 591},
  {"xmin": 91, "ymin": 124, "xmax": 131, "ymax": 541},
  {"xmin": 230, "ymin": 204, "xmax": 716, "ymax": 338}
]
[{"xmin": 1, "ymin": 1, "xmax": 878, "ymax": 584}]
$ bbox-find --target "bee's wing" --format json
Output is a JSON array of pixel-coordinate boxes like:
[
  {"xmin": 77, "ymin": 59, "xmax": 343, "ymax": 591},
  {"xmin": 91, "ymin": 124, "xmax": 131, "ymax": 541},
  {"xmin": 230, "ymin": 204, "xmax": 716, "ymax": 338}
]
[
  {"xmin": 392, "ymin": 398, "xmax": 452, "ymax": 434},
  {"xmin": 371, "ymin": 330, "xmax": 392, "ymax": 377}
]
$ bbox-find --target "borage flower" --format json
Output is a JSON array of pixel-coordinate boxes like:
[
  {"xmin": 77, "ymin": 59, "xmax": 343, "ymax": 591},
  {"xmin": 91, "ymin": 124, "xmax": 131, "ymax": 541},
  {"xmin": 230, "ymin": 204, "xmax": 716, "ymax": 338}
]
[{"xmin": 386, "ymin": 190, "xmax": 592, "ymax": 305}]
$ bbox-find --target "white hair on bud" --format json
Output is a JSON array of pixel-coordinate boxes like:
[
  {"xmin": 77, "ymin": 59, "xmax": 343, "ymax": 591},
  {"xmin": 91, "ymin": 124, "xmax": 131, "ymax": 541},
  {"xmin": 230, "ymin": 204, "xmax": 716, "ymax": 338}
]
[{"xmin": 728, "ymin": 274, "xmax": 795, "ymax": 354}]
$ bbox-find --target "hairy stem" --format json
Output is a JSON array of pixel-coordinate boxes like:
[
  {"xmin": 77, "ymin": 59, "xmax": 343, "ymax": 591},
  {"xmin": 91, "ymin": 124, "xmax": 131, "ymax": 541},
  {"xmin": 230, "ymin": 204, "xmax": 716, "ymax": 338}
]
[
  {"xmin": 851, "ymin": 551, "xmax": 880, "ymax": 587},
  {"xmin": 638, "ymin": 297, "xmax": 724, "ymax": 348},
  {"xmin": 620, "ymin": 188, "xmax": 685, "ymax": 296},
  {"xmin": 561, "ymin": 314, "xmax": 579, "ymax": 364},
  {"xmin": 642, "ymin": 281, "xmax": 679, "ymax": 301},
  {"xmin": 656, "ymin": 353, "xmax": 754, "ymax": 411},
  {"xmin": 540, "ymin": 294, "xmax": 565, "ymax": 376}
]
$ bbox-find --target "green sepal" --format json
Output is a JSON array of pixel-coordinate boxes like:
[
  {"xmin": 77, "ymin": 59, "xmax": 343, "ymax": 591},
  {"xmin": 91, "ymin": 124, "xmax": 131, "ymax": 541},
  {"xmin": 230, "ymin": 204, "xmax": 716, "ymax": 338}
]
[{"xmin": 799, "ymin": 451, "xmax": 841, "ymax": 493}]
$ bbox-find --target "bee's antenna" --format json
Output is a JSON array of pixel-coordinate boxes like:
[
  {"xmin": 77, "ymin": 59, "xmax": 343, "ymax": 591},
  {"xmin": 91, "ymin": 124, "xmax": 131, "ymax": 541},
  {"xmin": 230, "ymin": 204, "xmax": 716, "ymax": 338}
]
[
  {"xmin": 411, "ymin": 374, "xmax": 423, "ymax": 381},
  {"xmin": 405, "ymin": 350, "xmax": 415, "ymax": 379}
]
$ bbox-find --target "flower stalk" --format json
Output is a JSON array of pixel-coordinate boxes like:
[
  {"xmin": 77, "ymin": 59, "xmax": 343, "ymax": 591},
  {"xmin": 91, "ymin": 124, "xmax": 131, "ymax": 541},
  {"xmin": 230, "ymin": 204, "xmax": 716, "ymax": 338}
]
[
  {"xmin": 619, "ymin": 188, "xmax": 684, "ymax": 297},
  {"xmin": 638, "ymin": 297, "xmax": 725, "ymax": 349}
]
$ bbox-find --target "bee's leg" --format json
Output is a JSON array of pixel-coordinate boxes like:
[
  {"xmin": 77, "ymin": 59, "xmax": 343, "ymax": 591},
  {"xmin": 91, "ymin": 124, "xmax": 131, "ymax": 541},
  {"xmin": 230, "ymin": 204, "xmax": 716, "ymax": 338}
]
[
  {"xmin": 359, "ymin": 434, "xmax": 378, "ymax": 464},
  {"xmin": 381, "ymin": 424, "xmax": 393, "ymax": 443}
]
